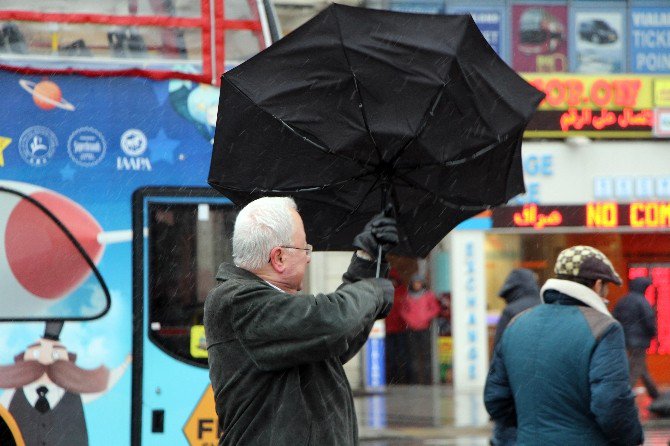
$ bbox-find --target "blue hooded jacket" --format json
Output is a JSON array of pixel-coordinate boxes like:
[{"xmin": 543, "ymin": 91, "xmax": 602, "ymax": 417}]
[{"xmin": 485, "ymin": 279, "xmax": 644, "ymax": 446}]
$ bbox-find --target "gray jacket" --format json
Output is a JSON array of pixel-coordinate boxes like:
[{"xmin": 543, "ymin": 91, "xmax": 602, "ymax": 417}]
[{"xmin": 204, "ymin": 256, "xmax": 393, "ymax": 445}]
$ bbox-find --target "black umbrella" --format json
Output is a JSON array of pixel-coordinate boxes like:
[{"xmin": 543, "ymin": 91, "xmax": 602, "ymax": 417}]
[{"xmin": 209, "ymin": 4, "xmax": 544, "ymax": 257}]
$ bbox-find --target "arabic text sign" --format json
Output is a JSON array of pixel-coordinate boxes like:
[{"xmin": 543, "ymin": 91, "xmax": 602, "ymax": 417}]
[
  {"xmin": 493, "ymin": 202, "xmax": 670, "ymax": 230},
  {"xmin": 521, "ymin": 74, "xmax": 664, "ymax": 138}
]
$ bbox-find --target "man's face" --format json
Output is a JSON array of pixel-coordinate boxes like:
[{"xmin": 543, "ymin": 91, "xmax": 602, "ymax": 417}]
[
  {"xmin": 283, "ymin": 209, "xmax": 311, "ymax": 293},
  {"xmin": 24, "ymin": 339, "xmax": 68, "ymax": 365}
]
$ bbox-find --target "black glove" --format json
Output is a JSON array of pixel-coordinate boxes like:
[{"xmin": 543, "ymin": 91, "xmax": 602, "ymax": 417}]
[{"xmin": 353, "ymin": 211, "xmax": 399, "ymax": 257}]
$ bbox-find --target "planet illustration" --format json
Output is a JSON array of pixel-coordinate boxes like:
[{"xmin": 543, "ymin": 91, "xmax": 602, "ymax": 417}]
[
  {"xmin": 18, "ymin": 79, "xmax": 76, "ymax": 111},
  {"xmin": 0, "ymin": 181, "xmax": 103, "ymax": 318}
]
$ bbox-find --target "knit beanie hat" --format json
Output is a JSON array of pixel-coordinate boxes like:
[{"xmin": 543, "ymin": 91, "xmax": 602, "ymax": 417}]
[{"xmin": 554, "ymin": 245, "xmax": 622, "ymax": 286}]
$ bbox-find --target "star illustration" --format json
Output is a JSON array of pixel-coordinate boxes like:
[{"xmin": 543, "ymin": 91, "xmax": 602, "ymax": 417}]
[
  {"xmin": 60, "ymin": 163, "xmax": 76, "ymax": 181},
  {"xmin": 0, "ymin": 136, "xmax": 12, "ymax": 167},
  {"xmin": 149, "ymin": 129, "xmax": 181, "ymax": 165}
]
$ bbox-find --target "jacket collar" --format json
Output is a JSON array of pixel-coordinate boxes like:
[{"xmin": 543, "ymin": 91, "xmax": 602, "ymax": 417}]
[
  {"xmin": 215, "ymin": 263, "xmax": 287, "ymax": 293},
  {"xmin": 216, "ymin": 263, "xmax": 262, "ymax": 282},
  {"xmin": 540, "ymin": 278, "xmax": 611, "ymax": 317}
]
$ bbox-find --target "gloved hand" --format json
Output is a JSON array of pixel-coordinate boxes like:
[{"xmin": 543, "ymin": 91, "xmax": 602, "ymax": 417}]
[{"xmin": 353, "ymin": 209, "xmax": 399, "ymax": 257}]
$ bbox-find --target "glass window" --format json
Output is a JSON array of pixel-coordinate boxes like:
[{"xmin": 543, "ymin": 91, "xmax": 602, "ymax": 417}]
[
  {"xmin": 0, "ymin": 21, "xmax": 202, "ymax": 72},
  {"xmin": 225, "ymin": 29, "xmax": 264, "ymax": 64},
  {"xmin": 148, "ymin": 202, "xmax": 237, "ymax": 367},
  {"xmin": 1, "ymin": 0, "xmax": 201, "ymax": 17}
]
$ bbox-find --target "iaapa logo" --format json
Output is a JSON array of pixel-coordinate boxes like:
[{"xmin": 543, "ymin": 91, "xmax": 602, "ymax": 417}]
[
  {"xmin": 67, "ymin": 127, "xmax": 106, "ymax": 167},
  {"xmin": 18, "ymin": 126, "xmax": 57, "ymax": 167},
  {"xmin": 117, "ymin": 129, "xmax": 151, "ymax": 171}
]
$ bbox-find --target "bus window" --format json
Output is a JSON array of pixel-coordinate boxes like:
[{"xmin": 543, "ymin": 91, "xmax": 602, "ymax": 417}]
[{"xmin": 147, "ymin": 202, "xmax": 236, "ymax": 367}]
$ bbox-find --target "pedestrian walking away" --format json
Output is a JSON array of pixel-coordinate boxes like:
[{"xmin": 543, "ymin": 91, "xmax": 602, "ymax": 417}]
[
  {"xmin": 203, "ymin": 196, "xmax": 398, "ymax": 445},
  {"xmin": 613, "ymin": 276, "xmax": 660, "ymax": 400},
  {"xmin": 400, "ymin": 274, "xmax": 440, "ymax": 384},
  {"xmin": 489, "ymin": 268, "xmax": 541, "ymax": 446},
  {"xmin": 484, "ymin": 245, "xmax": 644, "ymax": 446}
]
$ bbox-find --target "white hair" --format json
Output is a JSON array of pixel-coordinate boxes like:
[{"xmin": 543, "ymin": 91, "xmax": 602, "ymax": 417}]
[{"xmin": 232, "ymin": 197, "xmax": 298, "ymax": 270}]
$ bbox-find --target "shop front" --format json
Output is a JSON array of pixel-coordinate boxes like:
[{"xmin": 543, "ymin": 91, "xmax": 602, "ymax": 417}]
[{"xmin": 448, "ymin": 140, "xmax": 670, "ymax": 401}]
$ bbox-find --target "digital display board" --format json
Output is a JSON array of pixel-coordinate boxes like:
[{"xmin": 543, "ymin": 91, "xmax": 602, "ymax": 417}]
[
  {"xmin": 521, "ymin": 74, "xmax": 670, "ymax": 138},
  {"xmin": 492, "ymin": 202, "xmax": 670, "ymax": 230},
  {"xmin": 629, "ymin": 264, "xmax": 670, "ymax": 355}
]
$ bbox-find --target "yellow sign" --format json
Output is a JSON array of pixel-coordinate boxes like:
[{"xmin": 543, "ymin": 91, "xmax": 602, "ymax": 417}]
[
  {"xmin": 190, "ymin": 325, "xmax": 208, "ymax": 358},
  {"xmin": 183, "ymin": 386, "xmax": 221, "ymax": 446},
  {"xmin": 0, "ymin": 137, "xmax": 12, "ymax": 167},
  {"xmin": 655, "ymin": 79, "xmax": 670, "ymax": 107},
  {"xmin": 521, "ymin": 74, "xmax": 656, "ymax": 110}
]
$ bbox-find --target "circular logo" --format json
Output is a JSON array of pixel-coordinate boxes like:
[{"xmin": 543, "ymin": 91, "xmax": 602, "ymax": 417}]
[
  {"xmin": 18, "ymin": 126, "xmax": 58, "ymax": 167},
  {"xmin": 120, "ymin": 129, "xmax": 148, "ymax": 157},
  {"xmin": 67, "ymin": 127, "xmax": 107, "ymax": 167}
]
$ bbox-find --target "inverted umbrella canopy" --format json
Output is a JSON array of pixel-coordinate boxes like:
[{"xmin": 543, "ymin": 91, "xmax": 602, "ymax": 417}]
[{"xmin": 209, "ymin": 4, "xmax": 544, "ymax": 257}]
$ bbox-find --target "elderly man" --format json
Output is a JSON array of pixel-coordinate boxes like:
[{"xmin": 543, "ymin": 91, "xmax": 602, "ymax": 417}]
[
  {"xmin": 485, "ymin": 246, "xmax": 644, "ymax": 446},
  {"xmin": 204, "ymin": 196, "xmax": 397, "ymax": 445}
]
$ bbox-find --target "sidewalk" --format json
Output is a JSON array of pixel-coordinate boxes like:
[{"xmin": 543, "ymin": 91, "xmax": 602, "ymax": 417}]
[{"xmin": 355, "ymin": 385, "xmax": 670, "ymax": 445}]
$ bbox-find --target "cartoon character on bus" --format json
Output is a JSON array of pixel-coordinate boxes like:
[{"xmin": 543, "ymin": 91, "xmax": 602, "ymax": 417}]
[
  {"xmin": 0, "ymin": 181, "xmax": 131, "ymax": 444},
  {"xmin": 0, "ymin": 322, "xmax": 131, "ymax": 445}
]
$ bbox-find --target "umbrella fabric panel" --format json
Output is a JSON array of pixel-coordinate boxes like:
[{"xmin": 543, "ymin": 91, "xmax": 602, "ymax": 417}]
[
  {"xmin": 209, "ymin": 4, "xmax": 545, "ymax": 258},
  {"xmin": 224, "ymin": 8, "xmax": 375, "ymax": 161},
  {"xmin": 209, "ymin": 79, "xmax": 368, "ymax": 193},
  {"xmin": 401, "ymin": 130, "xmax": 526, "ymax": 207},
  {"xmin": 337, "ymin": 9, "xmax": 468, "ymax": 160}
]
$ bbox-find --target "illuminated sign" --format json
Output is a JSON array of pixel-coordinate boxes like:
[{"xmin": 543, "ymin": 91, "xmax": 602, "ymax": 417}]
[
  {"xmin": 520, "ymin": 74, "xmax": 669, "ymax": 138},
  {"xmin": 493, "ymin": 202, "xmax": 670, "ymax": 229}
]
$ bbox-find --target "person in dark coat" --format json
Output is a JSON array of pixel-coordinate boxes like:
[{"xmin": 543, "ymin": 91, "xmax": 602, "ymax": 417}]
[
  {"xmin": 485, "ymin": 245, "xmax": 644, "ymax": 446},
  {"xmin": 493, "ymin": 268, "xmax": 541, "ymax": 346},
  {"xmin": 490, "ymin": 268, "xmax": 540, "ymax": 445},
  {"xmin": 613, "ymin": 277, "xmax": 659, "ymax": 400},
  {"xmin": 204, "ymin": 196, "xmax": 398, "ymax": 446}
]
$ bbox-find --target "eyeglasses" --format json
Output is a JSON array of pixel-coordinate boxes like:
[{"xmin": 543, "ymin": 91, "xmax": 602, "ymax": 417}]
[{"xmin": 279, "ymin": 244, "xmax": 313, "ymax": 255}]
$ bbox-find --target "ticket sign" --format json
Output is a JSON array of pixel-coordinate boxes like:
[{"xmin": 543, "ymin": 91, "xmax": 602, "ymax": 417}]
[
  {"xmin": 521, "ymin": 74, "xmax": 669, "ymax": 138},
  {"xmin": 492, "ymin": 202, "xmax": 670, "ymax": 230},
  {"xmin": 183, "ymin": 386, "xmax": 221, "ymax": 446}
]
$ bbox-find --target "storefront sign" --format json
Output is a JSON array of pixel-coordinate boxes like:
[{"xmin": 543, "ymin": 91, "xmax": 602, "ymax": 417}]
[
  {"xmin": 512, "ymin": 4, "xmax": 568, "ymax": 72},
  {"xmin": 630, "ymin": 7, "xmax": 670, "ymax": 73},
  {"xmin": 571, "ymin": 7, "xmax": 625, "ymax": 73},
  {"xmin": 493, "ymin": 202, "xmax": 670, "ymax": 230},
  {"xmin": 522, "ymin": 74, "xmax": 668, "ymax": 138},
  {"xmin": 450, "ymin": 232, "xmax": 487, "ymax": 391}
]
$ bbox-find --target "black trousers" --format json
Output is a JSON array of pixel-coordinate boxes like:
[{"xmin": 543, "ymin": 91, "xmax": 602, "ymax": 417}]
[{"xmin": 628, "ymin": 347, "xmax": 659, "ymax": 399}]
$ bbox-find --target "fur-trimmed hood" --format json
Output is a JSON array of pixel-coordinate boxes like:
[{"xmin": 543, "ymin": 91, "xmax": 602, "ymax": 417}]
[{"xmin": 540, "ymin": 278, "xmax": 611, "ymax": 316}]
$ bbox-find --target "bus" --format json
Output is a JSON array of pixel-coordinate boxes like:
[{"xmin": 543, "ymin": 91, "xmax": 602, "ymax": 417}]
[{"xmin": 0, "ymin": 1, "xmax": 279, "ymax": 444}]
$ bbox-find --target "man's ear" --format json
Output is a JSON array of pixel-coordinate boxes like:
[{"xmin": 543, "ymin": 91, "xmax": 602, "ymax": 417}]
[
  {"xmin": 594, "ymin": 279, "xmax": 603, "ymax": 295},
  {"xmin": 269, "ymin": 247, "xmax": 285, "ymax": 273}
]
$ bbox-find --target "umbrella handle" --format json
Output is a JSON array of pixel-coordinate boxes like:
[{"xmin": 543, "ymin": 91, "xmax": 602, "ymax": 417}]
[
  {"xmin": 375, "ymin": 183, "xmax": 391, "ymax": 278},
  {"xmin": 375, "ymin": 244, "xmax": 383, "ymax": 278}
]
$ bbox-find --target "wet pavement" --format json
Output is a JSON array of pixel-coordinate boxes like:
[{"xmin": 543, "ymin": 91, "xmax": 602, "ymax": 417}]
[{"xmin": 355, "ymin": 385, "xmax": 670, "ymax": 445}]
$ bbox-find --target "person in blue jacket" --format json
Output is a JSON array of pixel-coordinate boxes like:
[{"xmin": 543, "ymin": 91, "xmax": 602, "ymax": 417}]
[
  {"xmin": 484, "ymin": 245, "xmax": 644, "ymax": 446},
  {"xmin": 490, "ymin": 268, "xmax": 541, "ymax": 446},
  {"xmin": 613, "ymin": 277, "xmax": 659, "ymax": 400}
]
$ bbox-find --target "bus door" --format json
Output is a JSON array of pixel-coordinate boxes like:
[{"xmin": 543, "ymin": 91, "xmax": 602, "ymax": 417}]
[{"xmin": 132, "ymin": 187, "xmax": 236, "ymax": 445}]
